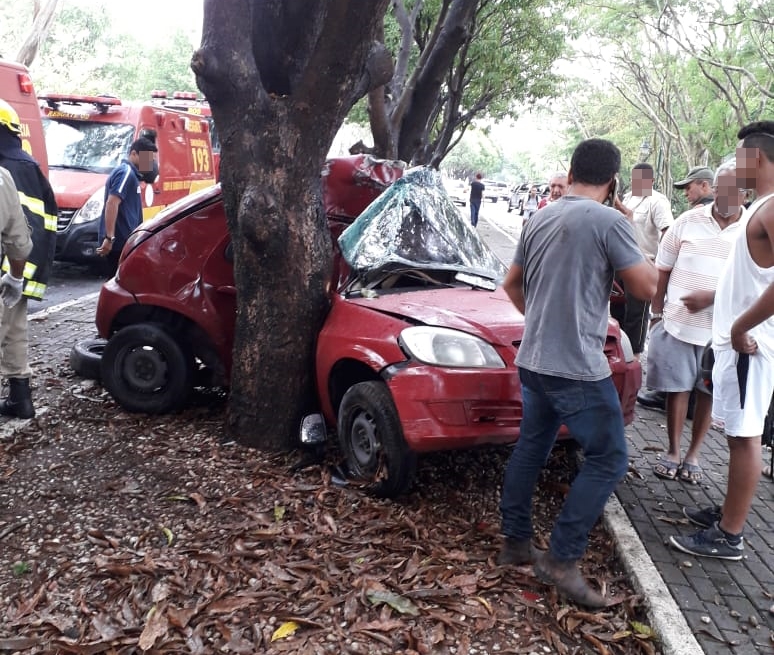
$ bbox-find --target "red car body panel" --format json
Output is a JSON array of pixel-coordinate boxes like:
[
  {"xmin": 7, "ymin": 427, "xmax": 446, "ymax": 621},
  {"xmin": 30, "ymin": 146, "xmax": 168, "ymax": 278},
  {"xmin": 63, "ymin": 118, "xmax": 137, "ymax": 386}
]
[{"xmin": 96, "ymin": 154, "xmax": 641, "ymax": 457}]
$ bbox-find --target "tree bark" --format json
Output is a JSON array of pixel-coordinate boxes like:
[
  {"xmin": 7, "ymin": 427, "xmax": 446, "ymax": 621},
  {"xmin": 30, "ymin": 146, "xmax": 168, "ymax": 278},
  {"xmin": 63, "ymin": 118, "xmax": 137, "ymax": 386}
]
[
  {"xmin": 193, "ymin": 0, "xmax": 391, "ymax": 450},
  {"xmin": 15, "ymin": 0, "xmax": 60, "ymax": 67}
]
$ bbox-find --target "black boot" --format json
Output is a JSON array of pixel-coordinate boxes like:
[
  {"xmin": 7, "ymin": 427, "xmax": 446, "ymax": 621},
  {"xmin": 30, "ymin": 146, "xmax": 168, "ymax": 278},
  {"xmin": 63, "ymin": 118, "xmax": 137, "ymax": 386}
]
[{"xmin": 0, "ymin": 377, "xmax": 34, "ymax": 419}]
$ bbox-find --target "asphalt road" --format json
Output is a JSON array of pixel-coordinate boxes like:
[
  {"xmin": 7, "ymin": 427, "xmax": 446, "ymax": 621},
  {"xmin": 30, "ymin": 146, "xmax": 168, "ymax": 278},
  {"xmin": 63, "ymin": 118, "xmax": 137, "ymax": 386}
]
[{"xmin": 30, "ymin": 261, "xmax": 105, "ymax": 315}]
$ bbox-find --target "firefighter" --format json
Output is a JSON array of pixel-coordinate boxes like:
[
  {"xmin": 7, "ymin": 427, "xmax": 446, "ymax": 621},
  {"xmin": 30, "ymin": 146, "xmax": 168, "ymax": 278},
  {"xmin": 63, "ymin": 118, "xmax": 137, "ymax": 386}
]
[{"xmin": 0, "ymin": 99, "xmax": 57, "ymax": 418}]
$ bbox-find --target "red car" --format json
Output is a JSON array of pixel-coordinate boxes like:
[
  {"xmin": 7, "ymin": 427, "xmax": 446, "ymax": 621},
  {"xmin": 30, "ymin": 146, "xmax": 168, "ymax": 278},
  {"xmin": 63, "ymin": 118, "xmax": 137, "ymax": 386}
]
[{"xmin": 92, "ymin": 155, "xmax": 641, "ymax": 497}]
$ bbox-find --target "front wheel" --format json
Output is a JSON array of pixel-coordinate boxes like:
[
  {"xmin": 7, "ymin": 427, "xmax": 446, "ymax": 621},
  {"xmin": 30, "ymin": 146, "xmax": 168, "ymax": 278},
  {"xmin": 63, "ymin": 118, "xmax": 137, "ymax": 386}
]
[
  {"xmin": 337, "ymin": 381, "xmax": 416, "ymax": 498},
  {"xmin": 100, "ymin": 323, "xmax": 193, "ymax": 414}
]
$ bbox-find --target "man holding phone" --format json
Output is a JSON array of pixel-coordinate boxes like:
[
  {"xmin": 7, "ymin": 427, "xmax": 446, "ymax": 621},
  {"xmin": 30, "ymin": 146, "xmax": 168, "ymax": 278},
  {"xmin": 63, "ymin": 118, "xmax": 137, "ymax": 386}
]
[{"xmin": 498, "ymin": 139, "xmax": 657, "ymax": 607}]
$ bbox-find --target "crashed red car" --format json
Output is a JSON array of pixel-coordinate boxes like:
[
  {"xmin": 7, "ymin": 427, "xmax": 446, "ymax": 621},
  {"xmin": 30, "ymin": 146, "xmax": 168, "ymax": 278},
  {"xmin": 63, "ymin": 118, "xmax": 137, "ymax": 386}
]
[{"xmin": 91, "ymin": 155, "xmax": 641, "ymax": 497}]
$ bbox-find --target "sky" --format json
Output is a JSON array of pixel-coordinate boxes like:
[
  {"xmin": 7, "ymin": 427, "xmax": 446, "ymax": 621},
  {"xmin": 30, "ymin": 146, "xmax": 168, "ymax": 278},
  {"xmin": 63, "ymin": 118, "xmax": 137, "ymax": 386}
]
[{"xmin": 105, "ymin": 0, "xmax": 203, "ymax": 45}]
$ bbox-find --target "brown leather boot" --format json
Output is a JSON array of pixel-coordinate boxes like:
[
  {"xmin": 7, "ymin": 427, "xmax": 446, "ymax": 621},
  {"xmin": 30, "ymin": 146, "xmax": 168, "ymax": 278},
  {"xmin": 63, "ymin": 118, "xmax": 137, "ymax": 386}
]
[
  {"xmin": 533, "ymin": 550, "xmax": 607, "ymax": 609},
  {"xmin": 496, "ymin": 537, "xmax": 534, "ymax": 565}
]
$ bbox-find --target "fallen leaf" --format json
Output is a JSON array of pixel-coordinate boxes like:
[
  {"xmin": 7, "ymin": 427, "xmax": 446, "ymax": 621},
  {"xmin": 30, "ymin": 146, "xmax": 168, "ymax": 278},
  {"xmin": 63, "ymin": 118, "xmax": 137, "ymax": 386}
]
[
  {"xmin": 271, "ymin": 621, "xmax": 299, "ymax": 641},
  {"xmin": 366, "ymin": 589, "xmax": 420, "ymax": 616},
  {"xmin": 138, "ymin": 605, "xmax": 168, "ymax": 650}
]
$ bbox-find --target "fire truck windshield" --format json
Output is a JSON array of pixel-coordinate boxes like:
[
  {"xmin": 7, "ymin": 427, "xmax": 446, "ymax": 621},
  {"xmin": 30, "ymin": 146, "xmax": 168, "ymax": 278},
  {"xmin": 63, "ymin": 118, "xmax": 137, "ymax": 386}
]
[{"xmin": 42, "ymin": 118, "xmax": 135, "ymax": 174}]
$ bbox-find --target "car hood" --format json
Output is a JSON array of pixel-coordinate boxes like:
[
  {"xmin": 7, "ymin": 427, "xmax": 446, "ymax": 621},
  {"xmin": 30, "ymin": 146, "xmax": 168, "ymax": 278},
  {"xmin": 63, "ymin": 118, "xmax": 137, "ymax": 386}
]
[
  {"xmin": 346, "ymin": 286, "xmax": 523, "ymax": 347},
  {"xmin": 338, "ymin": 166, "xmax": 506, "ymax": 286},
  {"xmin": 49, "ymin": 169, "xmax": 106, "ymax": 208}
]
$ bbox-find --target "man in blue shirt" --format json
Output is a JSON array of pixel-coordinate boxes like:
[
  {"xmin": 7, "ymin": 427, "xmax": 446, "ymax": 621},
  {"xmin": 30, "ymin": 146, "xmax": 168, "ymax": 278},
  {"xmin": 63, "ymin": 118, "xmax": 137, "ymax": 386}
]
[{"xmin": 97, "ymin": 136, "xmax": 158, "ymax": 277}]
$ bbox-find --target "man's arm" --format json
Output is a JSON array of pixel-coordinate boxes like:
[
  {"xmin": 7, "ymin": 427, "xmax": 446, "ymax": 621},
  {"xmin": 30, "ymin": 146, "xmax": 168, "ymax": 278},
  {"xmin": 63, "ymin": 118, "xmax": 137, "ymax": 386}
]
[
  {"xmin": 617, "ymin": 260, "xmax": 657, "ymax": 302},
  {"xmin": 503, "ymin": 263, "xmax": 525, "ymax": 314},
  {"xmin": 96, "ymin": 194, "xmax": 121, "ymax": 256},
  {"xmin": 650, "ymin": 269, "xmax": 670, "ymax": 314}
]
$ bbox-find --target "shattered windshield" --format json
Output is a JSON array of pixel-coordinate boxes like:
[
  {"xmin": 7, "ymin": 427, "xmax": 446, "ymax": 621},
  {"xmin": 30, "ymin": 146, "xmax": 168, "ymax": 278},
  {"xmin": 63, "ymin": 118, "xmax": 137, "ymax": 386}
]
[
  {"xmin": 338, "ymin": 167, "xmax": 507, "ymax": 286},
  {"xmin": 43, "ymin": 118, "xmax": 134, "ymax": 174}
]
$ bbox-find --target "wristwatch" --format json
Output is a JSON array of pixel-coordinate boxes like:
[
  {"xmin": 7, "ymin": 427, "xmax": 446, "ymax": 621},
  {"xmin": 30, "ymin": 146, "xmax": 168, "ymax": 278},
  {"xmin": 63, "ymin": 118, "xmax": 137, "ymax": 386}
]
[
  {"xmin": 649, "ymin": 312, "xmax": 663, "ymax": 320},
  {"xmin": 105, "ymin": 235, "xmax": 116, "ymax": 242}
]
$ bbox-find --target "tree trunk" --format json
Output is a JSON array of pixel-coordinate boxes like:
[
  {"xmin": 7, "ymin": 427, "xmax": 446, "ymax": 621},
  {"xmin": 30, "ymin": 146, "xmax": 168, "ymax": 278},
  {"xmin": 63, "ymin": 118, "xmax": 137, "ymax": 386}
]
[
  {"xmin": 15, "ymin": 0, "xmax": 60, "ymax": 67},
  {"xmin": 193, "ymin": 0, "xmax": 391, "ymax": 450}
]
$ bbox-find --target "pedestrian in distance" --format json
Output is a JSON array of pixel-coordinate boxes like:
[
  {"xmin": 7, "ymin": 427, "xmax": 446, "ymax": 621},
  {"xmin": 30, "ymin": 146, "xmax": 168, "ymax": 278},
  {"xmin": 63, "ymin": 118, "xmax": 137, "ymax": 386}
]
[
  {"xmin": 670, "ymin": 121, "xmax": 774, "ymax": 561},
  {"xmin": 537, "ymin": 172, "xmax": 568, "ymax": 210},
  {"xmin": 522, "ymin": 185, "xmax": 540, "ymax": 222},
  {"xmin": 497, "ymin": 138, "xmax": 657, "ymax": 607},
  {"xmin": 0, "ymin": 99, "xmax": 57, "ymax": 419},
  {"xmin": 96, "ymin": 135, "xmax": 159, "ymax": 277},
  {"xmin": 648, "ymin": 161, "xmax": 745, "ymax": 484},
  {"xmin": 468, "ymin": 173, "xmax": 484, "ymax": 228}
]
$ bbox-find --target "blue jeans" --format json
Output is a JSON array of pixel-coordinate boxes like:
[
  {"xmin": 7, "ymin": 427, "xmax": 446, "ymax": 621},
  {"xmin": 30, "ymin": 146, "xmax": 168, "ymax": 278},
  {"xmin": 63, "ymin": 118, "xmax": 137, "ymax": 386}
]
[
  {"xmin": 500, "ymin": 368, "xmax": 628, "ymax": 561},
  {"xmin": 470, "ymin": 200, "xmax": 481, "ymax": 227}
]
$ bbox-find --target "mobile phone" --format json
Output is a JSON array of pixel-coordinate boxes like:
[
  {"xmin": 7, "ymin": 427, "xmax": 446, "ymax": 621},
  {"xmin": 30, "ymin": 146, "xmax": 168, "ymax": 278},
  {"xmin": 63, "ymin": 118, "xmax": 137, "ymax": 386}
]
[{"xmin": 605, "ymin": 176, "xmax": 620, "ymax": 206}]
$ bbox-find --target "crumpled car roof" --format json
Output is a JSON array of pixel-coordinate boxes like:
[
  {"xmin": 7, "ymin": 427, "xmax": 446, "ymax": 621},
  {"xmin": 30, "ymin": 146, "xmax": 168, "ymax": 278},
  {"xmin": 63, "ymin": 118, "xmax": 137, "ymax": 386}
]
[{"xmin": 338, "ymin": 166, "xmax": 507, "ymax": 285}]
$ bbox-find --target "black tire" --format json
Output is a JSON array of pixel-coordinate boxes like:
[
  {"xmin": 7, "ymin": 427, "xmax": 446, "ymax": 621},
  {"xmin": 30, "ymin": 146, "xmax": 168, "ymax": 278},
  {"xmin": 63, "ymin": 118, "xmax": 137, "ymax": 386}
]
[
  {"xmin": 337, "ymin": 381, "xmax": 416, "ymax": 498},
  {"xmin": 100, "ymin": 324, "xmax": 193, "ymax": 414},
  {"xmin": 69, "ymin": 338, "xmax": 107, "ymax": 380}
]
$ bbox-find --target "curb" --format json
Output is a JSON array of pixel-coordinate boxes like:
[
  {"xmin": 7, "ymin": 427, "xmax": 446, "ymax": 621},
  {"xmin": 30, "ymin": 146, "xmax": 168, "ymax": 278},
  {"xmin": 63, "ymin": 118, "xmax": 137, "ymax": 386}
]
[{"xmin": 605, "ymin": 494, "xmax": 704, "ymax": 655}]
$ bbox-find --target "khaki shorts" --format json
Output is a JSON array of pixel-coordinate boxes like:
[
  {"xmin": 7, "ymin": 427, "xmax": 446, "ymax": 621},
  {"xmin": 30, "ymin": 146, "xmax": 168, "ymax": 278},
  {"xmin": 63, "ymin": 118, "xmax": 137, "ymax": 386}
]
[
  {"xmin": 645, "ymin": 321, "xmax": 708, "ymax": 394},
  {"xmin": 712, "ymin": 348, "xmax": 774, "ymax": 437}
]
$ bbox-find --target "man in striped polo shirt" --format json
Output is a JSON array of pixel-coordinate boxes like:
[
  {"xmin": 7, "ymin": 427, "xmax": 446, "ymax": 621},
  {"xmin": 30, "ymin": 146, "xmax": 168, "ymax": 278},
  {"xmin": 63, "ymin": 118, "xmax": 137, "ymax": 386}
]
[{"xmin": 648, "ymin": 161, "xmax": 745, "ymax": 483}]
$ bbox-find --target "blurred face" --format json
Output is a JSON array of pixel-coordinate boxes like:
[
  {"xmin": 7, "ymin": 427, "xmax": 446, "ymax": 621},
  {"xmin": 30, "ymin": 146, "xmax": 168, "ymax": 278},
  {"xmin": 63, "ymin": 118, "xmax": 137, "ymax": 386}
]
[
  {"xmin": 683, "ymin": 179, "xmax": 711, "ymax": 206},
  {"xmin": 548, "ymin": 175, "xmax": 568, "ymax": 200},
  {"xmin": 136, "ymin": 150, "xmax": 157, "ymax": 173},
  {"xmin": 712, "ymin": 169, "xmax": 745, "ymax": 218},
  {"xmin": 736, "ymin": 145, "xmax": 758, "ymax": 189},
  {"xmin": 630, "ymin": 168, "xmax": 653, "ymax": 196},
  {"xmin": 529, "ymin": 186, "xmax": 537, "ymax": 196}
]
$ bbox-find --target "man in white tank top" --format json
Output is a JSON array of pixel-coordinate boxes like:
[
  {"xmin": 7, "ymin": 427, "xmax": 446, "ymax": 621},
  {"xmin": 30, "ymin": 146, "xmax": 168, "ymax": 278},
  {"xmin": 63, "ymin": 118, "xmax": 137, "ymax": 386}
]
[{"xmin": 670, "ymin": 121, "xmax": 774, "ymax": 561}]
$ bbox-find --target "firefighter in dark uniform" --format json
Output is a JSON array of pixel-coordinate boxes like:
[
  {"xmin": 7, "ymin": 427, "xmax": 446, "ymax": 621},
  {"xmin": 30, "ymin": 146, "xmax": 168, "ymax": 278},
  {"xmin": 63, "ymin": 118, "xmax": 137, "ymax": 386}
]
[{"xmin": 0, "ymin": 99, "xmax": 58, "ymax": 418}]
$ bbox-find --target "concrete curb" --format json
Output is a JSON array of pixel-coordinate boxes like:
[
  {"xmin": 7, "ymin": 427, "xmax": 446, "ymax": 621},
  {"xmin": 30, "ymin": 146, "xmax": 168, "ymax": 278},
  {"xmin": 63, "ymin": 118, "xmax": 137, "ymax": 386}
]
[{"xmin": 604, "ymin": 494, "xmax": 704, "ymax": 655}]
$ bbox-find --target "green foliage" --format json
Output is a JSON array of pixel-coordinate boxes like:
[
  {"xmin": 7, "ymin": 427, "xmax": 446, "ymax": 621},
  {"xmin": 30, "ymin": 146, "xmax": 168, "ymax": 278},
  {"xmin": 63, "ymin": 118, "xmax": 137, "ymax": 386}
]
[
  {"xmin": 12, "ymin": 561, "xmax": 31, "ymax": 576},
  {"xmin": 440, "ymin": 129, "xmax": 503, "ymax": 178},
  {"xmin": 6, "ymin": 0, "xmax": 198, "ymax": 101}
]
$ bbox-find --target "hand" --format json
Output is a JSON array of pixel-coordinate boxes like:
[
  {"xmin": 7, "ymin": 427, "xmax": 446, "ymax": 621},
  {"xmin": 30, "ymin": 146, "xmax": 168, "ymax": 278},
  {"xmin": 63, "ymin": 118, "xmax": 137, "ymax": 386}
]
[
  {"xmin": 96, "ymin": 238, "xmax": 113, "ymax": 257},
  {"xmin": 730, "ymin": 323, "xmax": 757, "ymax": 354},
  {"xmin": 680, "ymin": 290, "xmax": 714, "ymax": 313},
  {"xmin": 0, "ymin": 273, "xmax": 24, "ymax": 308},
  {"xmin": 614, "ymin": 196, "xmax": 633, "ymax": 220}
]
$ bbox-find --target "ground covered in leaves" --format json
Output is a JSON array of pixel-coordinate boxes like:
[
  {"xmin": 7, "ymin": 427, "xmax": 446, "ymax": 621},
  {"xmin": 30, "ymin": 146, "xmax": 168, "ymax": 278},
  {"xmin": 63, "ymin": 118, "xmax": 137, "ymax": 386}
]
[{"xmin": 0, "ymin": 364, "xmax": 662, "ymax": 655}]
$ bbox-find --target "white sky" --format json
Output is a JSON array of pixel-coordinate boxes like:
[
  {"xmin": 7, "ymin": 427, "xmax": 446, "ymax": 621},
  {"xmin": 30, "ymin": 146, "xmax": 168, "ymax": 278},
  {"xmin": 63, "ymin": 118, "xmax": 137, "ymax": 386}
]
[{"xmin": 68, "ymin": 0, "xmax": 203, "ymax": 45}]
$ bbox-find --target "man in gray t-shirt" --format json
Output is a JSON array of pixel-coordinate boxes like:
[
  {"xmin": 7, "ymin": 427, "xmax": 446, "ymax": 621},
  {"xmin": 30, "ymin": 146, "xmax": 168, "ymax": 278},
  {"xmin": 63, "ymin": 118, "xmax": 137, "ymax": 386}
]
[{"xmin": 497, "ymin": 138, "xmax": 657, "ymax": 608}]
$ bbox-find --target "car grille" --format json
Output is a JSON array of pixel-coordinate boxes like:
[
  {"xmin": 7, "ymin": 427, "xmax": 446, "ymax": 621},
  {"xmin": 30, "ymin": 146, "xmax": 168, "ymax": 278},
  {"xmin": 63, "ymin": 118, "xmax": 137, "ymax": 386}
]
[{"xmin": 57, "ymin": 209, "xmax": 77, "ymax": 232}]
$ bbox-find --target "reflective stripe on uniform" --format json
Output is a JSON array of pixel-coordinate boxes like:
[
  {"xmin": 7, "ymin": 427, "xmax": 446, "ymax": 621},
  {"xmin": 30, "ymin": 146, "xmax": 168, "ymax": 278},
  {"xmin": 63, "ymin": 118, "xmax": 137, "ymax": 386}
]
[
  {"xmin": 23, "ymin": 280, "xmax": 46, "ymax": 299},
  {"xmin": 18, "ymin": 191, "xmax": 57, "ymax": 231}
]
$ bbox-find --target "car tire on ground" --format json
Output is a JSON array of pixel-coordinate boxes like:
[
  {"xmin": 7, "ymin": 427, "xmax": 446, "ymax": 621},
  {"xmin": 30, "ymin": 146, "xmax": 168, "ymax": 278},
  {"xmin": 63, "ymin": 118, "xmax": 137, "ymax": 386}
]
[
  {"xmin": 100, "ymin": 323, "xmax": 194, "ymax": 414},
  {"xmin": 69, "ymin": 338, "xmax": 107, "ymax": 380},
  {"xmin": 337, "ymin": 380, "xmax": 416, "ymax": 498}
]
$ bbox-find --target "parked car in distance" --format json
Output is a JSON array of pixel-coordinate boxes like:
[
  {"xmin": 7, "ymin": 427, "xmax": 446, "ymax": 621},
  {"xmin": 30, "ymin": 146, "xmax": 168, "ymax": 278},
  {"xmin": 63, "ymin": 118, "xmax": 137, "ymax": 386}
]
[
  {"xmin": 443, "ymin": 179, "xmax": 467, "ymax": 206},
  {"xmin": 481, "ymin": 179, "xmax": 508, "ymax": 203},
  {"xmin": 88, "ymin": 157, "xmax": 642, "ymax": 498}
]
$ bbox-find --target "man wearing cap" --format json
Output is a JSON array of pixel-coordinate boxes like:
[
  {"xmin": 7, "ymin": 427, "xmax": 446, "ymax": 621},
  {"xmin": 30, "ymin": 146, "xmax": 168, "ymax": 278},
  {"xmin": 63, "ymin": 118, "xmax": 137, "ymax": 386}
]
[
  {"xmin": 674, "ymin": 166, "xmax": 715, "ymax": 208},
  {"xmin": 670, "ymin": 120, "xmax": 774, "ymax": 560},
  {"xmin": 638, "ymin": 164, "xmax": 714, "ymax": 411}
]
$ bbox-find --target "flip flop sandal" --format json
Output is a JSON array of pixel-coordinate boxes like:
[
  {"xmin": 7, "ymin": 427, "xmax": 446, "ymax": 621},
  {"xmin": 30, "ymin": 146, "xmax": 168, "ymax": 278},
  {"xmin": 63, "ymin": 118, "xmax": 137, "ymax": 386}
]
[
  {"xmin": 653, "ymin": 460, "xmax": 679, "ymax": 480},
  {"xmin": 678, "ymin": 462, "xmax": 703, "ymax": 484}
]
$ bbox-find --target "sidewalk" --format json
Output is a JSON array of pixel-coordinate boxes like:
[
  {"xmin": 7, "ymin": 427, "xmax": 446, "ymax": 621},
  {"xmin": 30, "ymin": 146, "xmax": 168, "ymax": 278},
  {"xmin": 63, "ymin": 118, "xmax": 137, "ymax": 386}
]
[
  {"xmin": 18, "ymin": 217, "xmax": 774, "ymax": 655},
  {"xmin": 478, "ymin": 214, "xmax": 774, "ymax": 655}
]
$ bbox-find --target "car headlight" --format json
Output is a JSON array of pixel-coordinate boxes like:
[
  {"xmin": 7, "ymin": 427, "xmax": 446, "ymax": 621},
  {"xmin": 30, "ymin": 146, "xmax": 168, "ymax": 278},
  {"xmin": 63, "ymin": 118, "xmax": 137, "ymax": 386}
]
[
  {"xmin": 619, "ymin": 330, "xmax": 635, "ymax": 363},
  {"xmin": 399, "ymin": 326, "xmax": 505, "ymax": 368},
  {"xmin": 73, "ymin": 188, "xmax": 104, "ymax": 224}
]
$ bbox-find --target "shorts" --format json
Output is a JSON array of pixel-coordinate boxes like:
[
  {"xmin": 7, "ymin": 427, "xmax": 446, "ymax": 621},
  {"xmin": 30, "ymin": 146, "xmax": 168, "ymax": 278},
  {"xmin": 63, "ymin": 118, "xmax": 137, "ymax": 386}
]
[
  {"xmin": 645, "ymin": 321, "xmax": 708, "ymax": 394},
  {"xmin": 712, "ymin": 348, "xmax": 774, "ymax": 437}
]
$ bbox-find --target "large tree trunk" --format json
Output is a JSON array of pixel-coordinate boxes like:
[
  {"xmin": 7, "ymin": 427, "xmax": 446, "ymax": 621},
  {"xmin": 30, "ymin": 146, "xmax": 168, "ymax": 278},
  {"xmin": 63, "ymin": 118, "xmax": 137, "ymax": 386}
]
[
  {"xmin": 193, "ymin": 0, "xmax": 391, "ymax": 450},
  {"xmin": 15, "ymin": 0, "xmax": 60, "ymax": 66}
]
